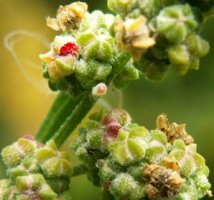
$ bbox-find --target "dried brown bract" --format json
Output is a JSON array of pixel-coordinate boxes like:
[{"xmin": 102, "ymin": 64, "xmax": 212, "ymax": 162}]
[
  {"xmin": 156, "ymin": 114, "xmax": 194, "ymax": 145},
  {"xmin": 114, "ymin": 16, "xmax": 155, "ymax": 61},
  {"xmin": 144, "ymin": 164, "xmax": 185, "ymax": 198},
  {"xmin": 47, "ymin": 2, "xmax": 88, "ymax": 32}
]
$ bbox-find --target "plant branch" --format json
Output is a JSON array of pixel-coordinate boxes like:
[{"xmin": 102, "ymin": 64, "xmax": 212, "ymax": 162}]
[
  {"xmin": 52, "ymin": 93, "xmax": 96, "ymax": 147},
  {"xmin": 35, "ymin": 92, "xmax": 82, "ymax": 143}
]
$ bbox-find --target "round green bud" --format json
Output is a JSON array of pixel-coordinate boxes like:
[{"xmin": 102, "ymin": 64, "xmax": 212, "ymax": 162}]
[
  {"xmin": 156, "ymin": 4, "xmax": 198, "ymax": 43},
  {"xmin": 46, "ymin": 177, "xmax": 70, "ymax": 194},
  {"xmin": 138, "ymin": 0, "xmax": 161, "ymax": 17},
  {"xmin": 175, "ymin": 180, "xmax": 199, "ymax": 200},
  {"xmin": 194, "ymin": 174, "xmax": 212, "ymax": 198},
  {"xmin": 7, "ymin": 157, "xmax": 40, "ymax": 177},
  {"xmin": 77, "ymin": 30, "xmax": 116, "ymax": 61},
  {"xmin": 16, "ymin": 174, "xmax": 57, "ymax": 199},
  {"xmin": 146, "ymin": 130, "xmax": 168, "ymax": 164},
  {"xmin": 36, "ymin": 140, "xmax": 73, "ymax": 178},
  {"xmin": 169, "ymin": 140, "xmax": 206, "ymax": 176},
  {"xmin": 75, "ymin": 59, "xmax": 112, "ymax": 89},
  {"xmin": 0, "ymin": 179, "xmax": 12, "ymax": 199},
  {"xmin": 107, "ymin": 0, "xmax": 137, "ymax": 15},
  {"xmin": 55, "ymin": 55, "xmax": 76, "ymax": 76},
  {"xmin": 113, "ymin": 60, "xmax": 139, "ymax": 88},
  {"xmin": 41, "ymin": 157, "xmax": 72, "ymax": 178},
  {"xmin": 127, "ymin": 162, "xmax": 146, "ymax": 180},
  {"xmin": 108, "ymin": 125, "xmax": 150, "ymax": 165},
  {"xmin": 109, "ymin": 173, "xmax": 146, "ymax": 200},
  {"xmin": 79, "ymin": 11, "xmax": 111, "ymax": 32},
  {"xmin": 97, "ymin": 159, "xmax": 117, "ymax": 182},
  {"xmin": 1, "ymin": 137, "xmax": 36, "ymax": 167},
  {"xmin": 186, "ymin": 34, "xmax": 210, "ymax": 57},
  {"xmin": 168, "ymin": 45, "xmax": 190, "ymax": 66},
  {"xmin": 86, "ymin": 129, "xmax": 104, "ymax": 150}
]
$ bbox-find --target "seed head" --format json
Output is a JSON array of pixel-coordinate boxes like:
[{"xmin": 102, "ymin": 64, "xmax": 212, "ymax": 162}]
[{"xmin": 144, "ymin": 164, "xmax": 185, "ymax": 198}]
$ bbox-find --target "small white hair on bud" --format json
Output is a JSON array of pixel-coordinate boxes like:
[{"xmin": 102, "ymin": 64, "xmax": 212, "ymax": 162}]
[{"xmin": 92, "ymin": 83, "xmax": 107, "ymax": 97}]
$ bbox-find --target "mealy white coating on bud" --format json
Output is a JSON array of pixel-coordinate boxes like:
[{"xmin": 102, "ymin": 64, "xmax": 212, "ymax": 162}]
[{"xmin": 92, "ymin": 83, "xmax": 108, "ymax": 97}]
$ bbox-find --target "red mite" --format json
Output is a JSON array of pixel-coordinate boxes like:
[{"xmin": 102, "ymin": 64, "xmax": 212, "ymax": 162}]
[{"xmin": 59, "ymin": 42, "xmax": 79, "ymax": 57}]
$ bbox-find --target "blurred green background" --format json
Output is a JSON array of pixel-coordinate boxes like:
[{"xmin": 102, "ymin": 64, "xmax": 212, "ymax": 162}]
[{"xmin": 0, "ymin": 0, "xmax": 213, "ymax": 199}]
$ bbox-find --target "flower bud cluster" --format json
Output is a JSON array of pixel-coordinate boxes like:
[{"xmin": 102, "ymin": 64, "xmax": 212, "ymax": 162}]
[
  {"xmin": 108, "ymin": 0, "xmax": 212, "ymax": 80},
  {"xmin": 0, "ymin": 136, "xmax": 73, "ymax": 199},
  {"xmin": 40, "ymin": 2, "xmax": 139, "ymax": 98},
  {"xmin": 72, "ymin": 109, "xmax": 212, "ymax": 199}
]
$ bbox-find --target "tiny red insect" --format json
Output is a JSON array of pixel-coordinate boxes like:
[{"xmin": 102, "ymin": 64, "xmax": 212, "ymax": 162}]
[{"xmin": 60, "ymin": 42, "xmax": 79, "ymax": 57}]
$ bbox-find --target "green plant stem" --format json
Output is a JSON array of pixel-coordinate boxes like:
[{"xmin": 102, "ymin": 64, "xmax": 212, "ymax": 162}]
[
  {"xmin": 71, "ymin": 164, "xmax": 88, "ymax": 177},
  {"xmin": 35, "ymin": 92, "xmax": 82, "ymax": 143},
  {"xmin": 52, "ymin": 94, "xmax": 96, "ymax": 147}
]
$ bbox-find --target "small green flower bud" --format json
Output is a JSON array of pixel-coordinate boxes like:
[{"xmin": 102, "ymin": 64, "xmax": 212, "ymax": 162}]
[
  {"xmin": 127, "ymin": 162, "xmax": 146, "ymax": 180},
  {"xmin": 186, "ymin": 34, "xmax": 210, "ymax": 57},
  {"xmin": 194, "ymin": 174, "xmax": 212, "ymax": 198},
  {"xmin": 75, "ymin": 59, "xmax": 112, "ymax": 89},
  {"xmin": 113, "ymin": 60, "xmax": 140, "ymax": 88},
  {"xmin": 138, "ymin": 0, "xmax": 161, "ymax": 17},
  {"xmin": 46, "ymin": 177, "xmax": 70, "ymax": 194},
  {"xmin": 168, "ymin": 45, "xmax": 190, "ymax": 66},
  {"xmin": 36, "ymin": 140, "xmax": 73, "ymax": 178},
  {"xmin": 77, "ymin": 31, "xmax": 115, "ymax": 61},
  {"xmin": 108, "ymin": 125, "xmax": 150, "ymax": 165},
  {"xmin": 97, "ymin": 159, "xmax": 117, "ymax": 182},
  {"xmin": 41, "ymin": 157, "xmax": 72, "ymax": 178},
  {"xmin": 80, "ymin": 11, "xmax": 105, "ymax": 31},
  {"xmin": 7, "ymin": 157, "xmax": 40, "ymax": 177},
  {"xmin": 16, "ymin": 174, "xmax": 57, "ymax": 200},
  {"xmin": 107, "ymin": 0, "xmax": 137, "ymax": 15},
  {"xmin": 109, "ymin": 173, "xmax": 146, "ymax": 200},
  {"xmin": 55, "ymin": 55, "xmax": 76, "ymax": 76},
  {"xmin": 146, "ymin": 130, "xmax": 168, "ymax": 164},
  {"xmin": 156, "ymin": 4, "xmax": 198, "ymax": 43},
  {"xmin": 86, "ymin": 129, "xmax": 105, "ymax": 150},
  {"xmin": 1, "ymin": 137, "xmax": 36, "ymax": 167},
  {"xmin": 169, "ymin": 140, "xmax": 206, "ymax": 176},
  {"xmin": 0, "ymin": 179, "xmax": 12, "ymax": 199}
]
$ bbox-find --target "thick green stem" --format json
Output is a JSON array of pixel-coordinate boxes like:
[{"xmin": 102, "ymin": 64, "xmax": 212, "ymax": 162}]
[
  {"xmin": 52, "ymin": 94, "xmax": 96, "ymax": 147},
  {"xmin": 35, "ymin": 92, "xmax": 82, "ymax": 143}
]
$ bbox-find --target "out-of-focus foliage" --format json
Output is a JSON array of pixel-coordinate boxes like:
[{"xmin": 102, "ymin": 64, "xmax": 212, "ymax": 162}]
[{"xmin": 0, "ymin": 0, "xmax": 213, "ymax": 199}]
